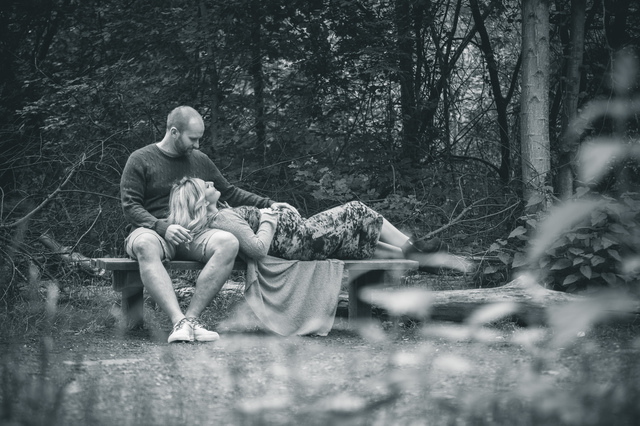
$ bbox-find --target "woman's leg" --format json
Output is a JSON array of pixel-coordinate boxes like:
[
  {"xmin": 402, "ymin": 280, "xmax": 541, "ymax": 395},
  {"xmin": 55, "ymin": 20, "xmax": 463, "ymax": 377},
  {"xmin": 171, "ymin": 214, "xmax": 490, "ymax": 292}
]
[
  {"xmin": 371, "ymin": 241, "xmax": 405, "ymax": 259},
  {"xmin": 378, "ymin": 218, "xmax": 411, "ymax": 248}
]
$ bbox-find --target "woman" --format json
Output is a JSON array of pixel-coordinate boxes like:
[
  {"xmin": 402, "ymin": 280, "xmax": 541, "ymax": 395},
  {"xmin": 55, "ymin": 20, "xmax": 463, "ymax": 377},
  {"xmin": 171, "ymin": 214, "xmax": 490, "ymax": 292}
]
[{"xmin": 167, "ymin": 177, "xmax": 445, "ymax": 265}]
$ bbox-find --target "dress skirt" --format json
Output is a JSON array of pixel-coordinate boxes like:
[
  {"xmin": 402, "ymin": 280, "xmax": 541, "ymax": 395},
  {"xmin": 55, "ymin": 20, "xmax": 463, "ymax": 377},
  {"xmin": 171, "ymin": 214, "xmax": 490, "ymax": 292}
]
[{"xmin": 234, "ymin": 201, "xmax": 383, "ymax": 261}]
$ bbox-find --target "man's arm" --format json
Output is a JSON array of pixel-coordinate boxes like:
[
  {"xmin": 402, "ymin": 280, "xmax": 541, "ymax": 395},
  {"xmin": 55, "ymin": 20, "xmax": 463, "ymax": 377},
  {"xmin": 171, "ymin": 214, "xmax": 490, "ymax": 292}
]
[
  {"xmin": 120, "ymin": 153, "xmax": 170, "ymax": 237},
  {"xmin": 208, "ymin": 162, "xmax": 275, "ymax": 208}
]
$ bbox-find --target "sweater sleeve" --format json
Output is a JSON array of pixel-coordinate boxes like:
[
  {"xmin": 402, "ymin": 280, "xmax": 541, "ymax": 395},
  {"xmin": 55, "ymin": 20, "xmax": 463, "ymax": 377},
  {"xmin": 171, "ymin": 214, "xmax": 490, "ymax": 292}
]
[
  {"xmin": 120, "ymin": 152, "xmax": 169, "ymax": 237},
  {"xmin": 211, "ymin": 209, "xmax": 278, "ymax": 259}
]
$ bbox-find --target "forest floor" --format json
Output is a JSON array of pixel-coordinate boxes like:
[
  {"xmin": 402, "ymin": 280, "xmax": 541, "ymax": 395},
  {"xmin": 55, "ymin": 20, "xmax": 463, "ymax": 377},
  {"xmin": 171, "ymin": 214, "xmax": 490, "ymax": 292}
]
[{"xmin": 2, "ymin": 276, "xmax": 640, "ymax": 425}]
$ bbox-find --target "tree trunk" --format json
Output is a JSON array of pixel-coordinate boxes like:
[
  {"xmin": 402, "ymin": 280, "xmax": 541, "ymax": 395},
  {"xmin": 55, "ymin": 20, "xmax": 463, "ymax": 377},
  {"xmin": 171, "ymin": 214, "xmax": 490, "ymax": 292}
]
[
  {"xmin": 249, "ymin": 0, "xmax": 267, "ymax": 161},
  {"xmin": 198, "ymin": 0, "xmax": 222, "ymax": 154},
  {"xmin": 520, "ymin": 0, "xmax": 551, "ymax": 201},
  {"xmin": 394, "ymin": 0, "xmax": 419, "ymax": 159},
  {"xmin": 604, "ymin": 0, "xmax": 630, "ymax": 51},
  {"xmin": 469, "ymin": 0, "xmax": 512, "ymax": 185},
  {"xmin": 557, "ymin": 0, "xmax": 586, "ymax": 200}
]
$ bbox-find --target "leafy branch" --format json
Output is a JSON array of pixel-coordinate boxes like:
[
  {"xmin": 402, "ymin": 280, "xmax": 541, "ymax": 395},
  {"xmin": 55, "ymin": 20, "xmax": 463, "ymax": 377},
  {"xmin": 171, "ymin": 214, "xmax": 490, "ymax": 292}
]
[{"xmin": 0, "ymin": 154, "xmax": 85, "ymax": 230}]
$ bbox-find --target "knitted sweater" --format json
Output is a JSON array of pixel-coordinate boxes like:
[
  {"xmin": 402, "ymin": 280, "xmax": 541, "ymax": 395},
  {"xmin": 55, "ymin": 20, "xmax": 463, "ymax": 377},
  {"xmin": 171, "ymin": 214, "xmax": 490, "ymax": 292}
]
[{"xmin": 120, "ymin": 144, "xmax": 274, "ymax": 238}]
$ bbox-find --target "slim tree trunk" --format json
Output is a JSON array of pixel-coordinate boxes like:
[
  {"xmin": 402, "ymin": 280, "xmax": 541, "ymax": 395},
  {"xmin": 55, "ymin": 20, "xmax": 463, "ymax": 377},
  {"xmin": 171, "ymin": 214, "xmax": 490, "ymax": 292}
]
[
  {"xmin": 394, "ymin": 0, "xmax": 419, "ymax": 159},
  {"xmin": 249, "ymin": 0, "xmax": 267, "ymax": 160},
  {"xmin": 520, "ymin": 0, "xmax": 551, "ymax": 201},
  {"xmin": 198, "ymin": 1, "xmax": 222, "ymax": 152},
  {"xmin": 469, "ymin": 0, "xmax": 512, "ymax": 185},
  {"xmin": 557, "ymin": 0, "xmax": 586, "ymax": 200}
]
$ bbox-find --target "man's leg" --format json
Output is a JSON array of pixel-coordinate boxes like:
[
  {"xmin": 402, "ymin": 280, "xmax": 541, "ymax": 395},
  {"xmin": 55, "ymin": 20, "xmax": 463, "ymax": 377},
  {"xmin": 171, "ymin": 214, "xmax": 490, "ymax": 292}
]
[
  {"xmin": 130, "ymin": 233, "xmax": 186, "ymax": 326},
  {"xmin": 183, "ymin": 229, "xmax": 239, "ymax": 318}
]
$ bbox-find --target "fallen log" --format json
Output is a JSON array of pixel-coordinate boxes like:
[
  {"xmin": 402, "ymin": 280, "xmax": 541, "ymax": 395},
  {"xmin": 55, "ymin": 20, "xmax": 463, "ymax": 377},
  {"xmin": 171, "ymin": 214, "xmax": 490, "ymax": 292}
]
[
  {"xmin": 359, "ymin": 275, "xmax": 640, "ymax": 325},
  {"xmin": 38, "ymin": 233, "xmax": 103, "ymax": 276},
  {"xmin": 426, "ymin": 277, "xmax": 581, "ymax": 324}
]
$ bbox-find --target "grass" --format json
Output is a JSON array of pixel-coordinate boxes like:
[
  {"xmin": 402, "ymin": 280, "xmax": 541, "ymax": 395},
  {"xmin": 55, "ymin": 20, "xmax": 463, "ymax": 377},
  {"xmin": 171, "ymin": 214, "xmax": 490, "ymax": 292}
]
[{"xmin": 1, "ymin": 273, "xmax": 640, "ymax": 425}]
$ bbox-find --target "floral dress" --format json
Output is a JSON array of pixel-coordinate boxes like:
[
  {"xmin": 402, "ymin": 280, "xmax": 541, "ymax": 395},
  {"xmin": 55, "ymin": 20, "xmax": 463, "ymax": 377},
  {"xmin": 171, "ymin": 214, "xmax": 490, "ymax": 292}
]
[{"xmin": 230, "ymin": 201, "xmax": 383, "ymax": 261}]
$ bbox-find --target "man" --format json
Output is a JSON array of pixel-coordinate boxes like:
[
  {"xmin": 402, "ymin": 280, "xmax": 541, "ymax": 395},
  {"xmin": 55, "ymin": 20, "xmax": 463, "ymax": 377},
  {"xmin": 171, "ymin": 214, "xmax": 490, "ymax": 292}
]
[{"xmin": 121, "ymin": 106, "xmax": 295, "ymax": 343}]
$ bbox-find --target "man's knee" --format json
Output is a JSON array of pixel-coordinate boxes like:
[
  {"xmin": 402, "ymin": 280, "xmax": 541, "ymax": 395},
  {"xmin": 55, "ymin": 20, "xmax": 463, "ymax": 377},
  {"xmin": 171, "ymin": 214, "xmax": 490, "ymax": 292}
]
[
  {"xmin": 205, "ymin": 231, "xmax": 239, "ymax": 261},
  {"xmin": 131, "ymin": 234, "xmax": 164, "ymax": 261}
]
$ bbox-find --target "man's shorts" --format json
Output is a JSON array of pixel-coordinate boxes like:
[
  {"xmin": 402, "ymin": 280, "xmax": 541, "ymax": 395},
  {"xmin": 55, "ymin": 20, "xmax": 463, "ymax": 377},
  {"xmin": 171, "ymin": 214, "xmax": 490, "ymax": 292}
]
[{"xmin": 125, "ymin": 227, "xmax": 226, "ymax": 263}]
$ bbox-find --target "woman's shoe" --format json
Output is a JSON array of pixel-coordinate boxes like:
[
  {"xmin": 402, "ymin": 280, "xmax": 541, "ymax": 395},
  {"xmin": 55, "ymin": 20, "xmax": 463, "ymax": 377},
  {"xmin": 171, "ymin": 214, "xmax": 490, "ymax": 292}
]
[
  {"xmin": 401, "ymin": 237, "xmax": 446, "ymax": 256},
  {"xmin": 402, "ymin": 237, "xmax": 448, "ymax": 273}
]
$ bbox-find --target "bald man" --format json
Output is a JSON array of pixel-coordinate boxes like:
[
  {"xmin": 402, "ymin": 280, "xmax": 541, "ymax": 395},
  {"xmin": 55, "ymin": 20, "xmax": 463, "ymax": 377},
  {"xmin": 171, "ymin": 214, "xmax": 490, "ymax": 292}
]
[{"xmin": 121, "ymin": 106, "xmax": 295, "ymax": 343}]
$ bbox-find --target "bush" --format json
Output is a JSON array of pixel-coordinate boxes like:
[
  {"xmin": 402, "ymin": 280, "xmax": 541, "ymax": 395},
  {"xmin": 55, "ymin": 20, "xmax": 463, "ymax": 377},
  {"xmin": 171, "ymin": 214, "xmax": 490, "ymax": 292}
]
[{"xmin": 489, "ymin": 188, "xmax": 640, "ymax": 294}]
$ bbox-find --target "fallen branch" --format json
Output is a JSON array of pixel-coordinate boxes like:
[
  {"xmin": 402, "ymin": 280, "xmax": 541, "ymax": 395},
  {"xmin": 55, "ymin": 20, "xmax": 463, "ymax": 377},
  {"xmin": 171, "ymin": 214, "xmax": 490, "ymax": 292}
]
[
  {"xmin": 38, "ymin": 233, "xmax": 103, "ymax": 277},
  {"xmin": 0, "ymin": 155, "xmax": 84, "ymax": 229}
]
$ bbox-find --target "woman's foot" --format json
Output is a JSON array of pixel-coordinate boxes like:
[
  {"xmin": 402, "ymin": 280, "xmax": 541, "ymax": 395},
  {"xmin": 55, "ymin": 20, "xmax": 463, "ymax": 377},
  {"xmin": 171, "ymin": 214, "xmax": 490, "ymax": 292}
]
[
  {"xmin": 402, "ymin": 237, "xmax": 449, "ymax": 273},
  {"xmin": 402, "ymin": 237, "xmax": 446, "ymax": 255}
]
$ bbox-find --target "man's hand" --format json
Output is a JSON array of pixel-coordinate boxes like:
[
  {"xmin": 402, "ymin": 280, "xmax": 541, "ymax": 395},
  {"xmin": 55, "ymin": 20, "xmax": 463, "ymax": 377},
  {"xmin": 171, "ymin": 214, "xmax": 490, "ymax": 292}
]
[
  {"xmin": 165, "ymin": 224, "xmax": 193, "ymax": 245},
  {"xmin": 270, "ymin": 202, "xmax": 299, "ymax": 215}
]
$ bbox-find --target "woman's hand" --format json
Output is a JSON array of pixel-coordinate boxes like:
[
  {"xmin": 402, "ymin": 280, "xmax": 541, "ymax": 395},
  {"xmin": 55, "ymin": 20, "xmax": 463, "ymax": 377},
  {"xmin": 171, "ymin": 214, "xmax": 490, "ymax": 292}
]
[
  {"xmin": 270, "ymin": 202, "xmax": 299, "ymax": 215},
  {"xmin": 165, "ymin": 224, "xmax": 192, "ymax": 245}
]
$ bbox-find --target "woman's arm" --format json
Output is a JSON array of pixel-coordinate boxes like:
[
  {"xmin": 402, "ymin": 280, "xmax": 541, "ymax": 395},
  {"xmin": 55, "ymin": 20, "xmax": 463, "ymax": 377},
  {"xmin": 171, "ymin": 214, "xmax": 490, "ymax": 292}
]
[{"xmin": 210, "ymin": 209, "xmax": 278, "ymax": 259}]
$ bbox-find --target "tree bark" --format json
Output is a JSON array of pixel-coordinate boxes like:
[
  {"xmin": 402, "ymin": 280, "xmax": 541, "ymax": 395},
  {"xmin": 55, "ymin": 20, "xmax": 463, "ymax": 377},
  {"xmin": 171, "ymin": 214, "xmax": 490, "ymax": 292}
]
[
  {"xmin": 520, "ymin": 0, "xmax": 551, "ymax": 201},
  {"xmin": 249, "ymin": 0, "xmax": 267, "ymax": 160},
  {"xmin": 469, "ymin": 0, "xmax": 513, "ymax": 185},
  {"xmin": 394, "ymin": 0, "xmax": 419, "ymax": 159},
  {"xmin": 198, "ymin": 0, "xmax": 222, "ymax": 153},
  {"xmin": 557, "ymin": 0, "xmax": 586, "ymax": 200}
]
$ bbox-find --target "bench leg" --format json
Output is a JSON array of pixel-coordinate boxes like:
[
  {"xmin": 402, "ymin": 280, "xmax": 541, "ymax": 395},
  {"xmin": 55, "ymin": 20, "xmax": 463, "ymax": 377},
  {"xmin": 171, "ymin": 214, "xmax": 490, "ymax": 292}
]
[
  {"xmin": 348, "ymin": 269, "xmax": 385, "ymax": 323},
  {"xmin": 113, "ymin": 270, "xmax": 144, "ymax": 329}
]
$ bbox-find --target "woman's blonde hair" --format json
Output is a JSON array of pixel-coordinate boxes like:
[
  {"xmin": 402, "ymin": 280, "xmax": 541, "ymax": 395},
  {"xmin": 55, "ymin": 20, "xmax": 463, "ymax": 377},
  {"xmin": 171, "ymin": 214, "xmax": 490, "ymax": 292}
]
[{"xmin": 167, "ymin": 177, "xmax": 209, "ymax": 234}]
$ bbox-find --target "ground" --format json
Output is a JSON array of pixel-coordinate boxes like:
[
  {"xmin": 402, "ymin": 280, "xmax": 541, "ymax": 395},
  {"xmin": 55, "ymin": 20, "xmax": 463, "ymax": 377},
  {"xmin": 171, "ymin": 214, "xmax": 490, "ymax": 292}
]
[{"xmin": 2, "ymin": 279, "xmax": 640, "ymax": 425}]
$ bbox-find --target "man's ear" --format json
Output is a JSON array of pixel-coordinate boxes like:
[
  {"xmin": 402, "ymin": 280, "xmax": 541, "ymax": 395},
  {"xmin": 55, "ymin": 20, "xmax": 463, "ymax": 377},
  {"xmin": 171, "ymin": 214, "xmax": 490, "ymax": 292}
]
[{"xmin": 170, "ymin": 126, "xmax": 180, "ymax": 138}]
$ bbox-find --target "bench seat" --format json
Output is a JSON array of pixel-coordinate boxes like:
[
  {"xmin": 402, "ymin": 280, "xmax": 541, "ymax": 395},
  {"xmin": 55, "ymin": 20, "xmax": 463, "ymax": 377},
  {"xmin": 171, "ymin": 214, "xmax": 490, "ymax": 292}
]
[{"xmin": 91, "ymin": 257, "xmax": 419, "ymax": 328}]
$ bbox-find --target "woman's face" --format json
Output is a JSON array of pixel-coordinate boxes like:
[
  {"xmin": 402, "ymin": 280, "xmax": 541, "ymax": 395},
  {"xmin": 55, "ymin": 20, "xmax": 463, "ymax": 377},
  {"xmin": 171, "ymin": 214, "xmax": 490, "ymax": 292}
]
[{"xmin": 196, "ymin": 178, "xmax": 220, "ymax": 205}]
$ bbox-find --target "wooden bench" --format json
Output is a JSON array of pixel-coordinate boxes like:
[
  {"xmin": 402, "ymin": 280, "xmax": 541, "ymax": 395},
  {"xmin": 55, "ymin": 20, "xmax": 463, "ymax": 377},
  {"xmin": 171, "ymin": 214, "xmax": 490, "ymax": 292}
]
[{"xmin": 90, "ymin": 258, "xmax": 419, "ymax": 328}]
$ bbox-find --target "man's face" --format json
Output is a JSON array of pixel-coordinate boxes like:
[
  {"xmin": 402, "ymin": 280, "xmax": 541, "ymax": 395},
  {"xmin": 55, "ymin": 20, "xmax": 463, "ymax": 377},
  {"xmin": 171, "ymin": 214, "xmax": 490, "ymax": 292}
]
[{"xmin": 172, "ymin": 118, "xmax": 204, "ymax": 156}]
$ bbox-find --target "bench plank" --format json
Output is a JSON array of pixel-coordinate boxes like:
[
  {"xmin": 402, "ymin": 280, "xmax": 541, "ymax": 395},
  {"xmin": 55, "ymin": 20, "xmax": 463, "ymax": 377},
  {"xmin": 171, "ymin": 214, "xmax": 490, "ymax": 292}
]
[
  {"xmin": 91, "ymin": 257, "xmax": 418, "ymax": 329},
  {"xmin": 91, "ymin": 258, "xmax": 417, "ymax": 271}
]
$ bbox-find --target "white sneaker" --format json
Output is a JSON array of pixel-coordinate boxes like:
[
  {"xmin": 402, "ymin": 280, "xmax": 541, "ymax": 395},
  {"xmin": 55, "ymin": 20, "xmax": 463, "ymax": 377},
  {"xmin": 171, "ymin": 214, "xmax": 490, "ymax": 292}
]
[
  {"xmin": 187, "ymin": 317, "xmax": 220, "ymax": 342},
  {"xmin": 168, "ymin": 318, "xmax": 194, "ymax": 343}
]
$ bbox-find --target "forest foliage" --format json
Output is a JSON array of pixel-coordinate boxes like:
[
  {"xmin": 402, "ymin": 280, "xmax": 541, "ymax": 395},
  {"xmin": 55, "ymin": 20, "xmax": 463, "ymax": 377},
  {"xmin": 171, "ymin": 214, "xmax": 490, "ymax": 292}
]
[{"xmin": 0, "ymin": 0, "xmax": 639, "ymax": 299}]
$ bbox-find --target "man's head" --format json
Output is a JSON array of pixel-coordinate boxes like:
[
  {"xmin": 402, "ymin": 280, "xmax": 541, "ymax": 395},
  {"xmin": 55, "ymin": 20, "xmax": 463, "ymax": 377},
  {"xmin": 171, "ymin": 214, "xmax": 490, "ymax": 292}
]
[{"xmin": 166, "ymin": 106, "xmax": 205, "ymax": 156}]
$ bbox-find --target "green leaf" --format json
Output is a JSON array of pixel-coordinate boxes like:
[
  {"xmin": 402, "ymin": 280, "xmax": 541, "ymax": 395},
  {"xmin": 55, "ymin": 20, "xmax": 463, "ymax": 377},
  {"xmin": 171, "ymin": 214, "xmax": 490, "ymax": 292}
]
[
  {"xmin": 591, "ymin": 256, "xmax": 606, "ymax": 266},
  {"xmin": 573, "ymin": 257, "xmax": 584, "ymax": 266},
  {"xmin": 525, "ymin": 193, "xmax": 545, "ymax": 207},
  {"xmin": 512, "ymin": 252, "xmax": 529, "ymax": 268},
  {"xmin": 591, "ymin": 211, "xmax": 607, "ymax": 227},
  {"xmin": 568, "ymin": 247, "xmax": 584, "ymax": 255},
  {"xmin": 483, "ymin": 265, "xmax": 499, "ymax": 274},
  {"xmin": 580, "ymin": 265, "xmax": 592, "ymax": 279},
  {"xmin": 497, "ymin": 252, "xmax": 512, "ymax": 265},
  {"xmin": 609, "ymin": 223, "xmax": 627, "ymax": 234},
  {"xmin": 562, "ymin": 274, "xmax": 581, "ymax": 286},
  {"xmin": 575, "ymin": 186, "xmax": 591, "ymax": 198},
  {"xmin": 489, "ymin": 243, "xmax": 502, "ymax": 252},
  {"xmin": 508, "ymin": 226, "xmax": 528, "ymax": 239},
  {"xmin": 550, "ymin": 259, "xmax": 572, "ymax": 270},
  {"xmin": 601, "ymin": 272, "xmax": 618, "ymax": 286},
  {"xmin": 608, "ymin": 249, "xmax": 622, "ymax": 262}
]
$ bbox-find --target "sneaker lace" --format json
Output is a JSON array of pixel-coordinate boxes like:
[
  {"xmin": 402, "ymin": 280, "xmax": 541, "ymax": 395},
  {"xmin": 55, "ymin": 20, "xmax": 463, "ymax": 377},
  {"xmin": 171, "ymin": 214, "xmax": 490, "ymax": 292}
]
[
  {"xmin": 173, "ymin": 317, "xmax": 190, "ymax": 331},
  {"xmin": 187, "ymin": 317, "xmax": 206, "ymax": 329}
]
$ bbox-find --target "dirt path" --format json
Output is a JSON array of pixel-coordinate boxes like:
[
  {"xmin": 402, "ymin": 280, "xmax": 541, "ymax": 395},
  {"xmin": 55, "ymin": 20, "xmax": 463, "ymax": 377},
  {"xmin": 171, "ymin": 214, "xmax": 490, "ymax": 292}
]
[
  {"xmin": 3, "ymin": 284, "xmax": 640, "ymax": 426},
  {"xmin": 8, "ymin": 315, "xmax": 635, "ymax": 426}
]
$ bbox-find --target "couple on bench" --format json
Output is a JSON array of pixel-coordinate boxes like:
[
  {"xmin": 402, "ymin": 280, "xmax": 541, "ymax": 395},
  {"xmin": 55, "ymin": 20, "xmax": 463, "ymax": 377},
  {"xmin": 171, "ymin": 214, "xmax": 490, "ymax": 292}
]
[{"xmin": 122, "ymin": 106, "xmax": 449, "ymax": 343}]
